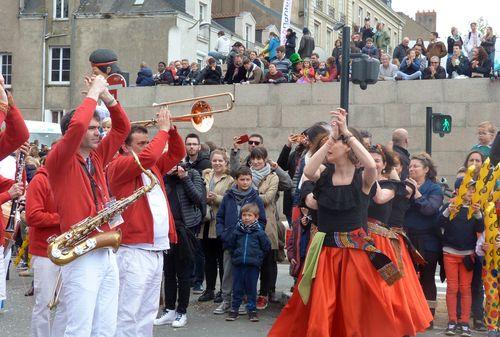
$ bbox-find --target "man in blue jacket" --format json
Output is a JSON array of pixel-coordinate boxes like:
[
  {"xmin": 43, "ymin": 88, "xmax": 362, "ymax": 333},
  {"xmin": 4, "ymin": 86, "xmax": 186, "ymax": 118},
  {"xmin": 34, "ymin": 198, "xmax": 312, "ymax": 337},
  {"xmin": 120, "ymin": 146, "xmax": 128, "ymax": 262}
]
[
  {"xmin": 214, "ymin": 166, "xmax": 266, "ymax": 315},
  {"xmin": 396, "ymin": 49, "xmax": 422, "ymax": 80}
]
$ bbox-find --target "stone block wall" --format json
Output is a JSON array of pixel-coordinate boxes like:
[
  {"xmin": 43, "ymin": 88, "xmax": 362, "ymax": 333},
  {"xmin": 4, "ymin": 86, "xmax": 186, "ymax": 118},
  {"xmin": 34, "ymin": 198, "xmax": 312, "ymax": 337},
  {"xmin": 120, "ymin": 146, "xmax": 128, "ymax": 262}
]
[{"xmin": 117, "ymin": 79, "xmax": 500, "ymax": 184}]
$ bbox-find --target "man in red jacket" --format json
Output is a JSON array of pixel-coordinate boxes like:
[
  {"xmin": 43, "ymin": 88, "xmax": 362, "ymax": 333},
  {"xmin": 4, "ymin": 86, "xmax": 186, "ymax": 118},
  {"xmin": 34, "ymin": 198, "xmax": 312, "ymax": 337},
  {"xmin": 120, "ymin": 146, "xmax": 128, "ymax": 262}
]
[
  {"xmin": 0, "ymin": 175, "xmax": 23, "ymax": 313},
  {"xmin": 26, "ymin": 166, "xmax": 66, "ymax": 337},
  {"xmin": 0, "ymin": 74, "xmax": 29, "ymax": 162},
  {"xmin": 107, "ymin": 107, "xmax": 186, "ymax": 337},
  {"xmin": 45, "ymin": 74, "xmax": 131, "ymax": 337}
]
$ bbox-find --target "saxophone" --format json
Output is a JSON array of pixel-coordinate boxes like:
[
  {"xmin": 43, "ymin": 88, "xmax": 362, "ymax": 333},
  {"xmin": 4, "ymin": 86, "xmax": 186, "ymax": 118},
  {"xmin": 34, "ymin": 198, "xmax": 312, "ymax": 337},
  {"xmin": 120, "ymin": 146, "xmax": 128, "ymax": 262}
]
[{"xmin": 47, "ymin": 151, "xmax": 158, "ymax": 266}]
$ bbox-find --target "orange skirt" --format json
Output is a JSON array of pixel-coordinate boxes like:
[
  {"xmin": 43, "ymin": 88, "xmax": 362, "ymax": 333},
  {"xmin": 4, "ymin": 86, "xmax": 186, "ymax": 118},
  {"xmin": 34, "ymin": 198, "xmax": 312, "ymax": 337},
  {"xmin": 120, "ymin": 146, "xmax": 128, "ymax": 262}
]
[
  {"xmin": 268, "ymin": 246, "xmax": 400, "ymax": 337},
  {"xmin": 369, "ymin": 230, "xmax": 433, "ymax": 336}
]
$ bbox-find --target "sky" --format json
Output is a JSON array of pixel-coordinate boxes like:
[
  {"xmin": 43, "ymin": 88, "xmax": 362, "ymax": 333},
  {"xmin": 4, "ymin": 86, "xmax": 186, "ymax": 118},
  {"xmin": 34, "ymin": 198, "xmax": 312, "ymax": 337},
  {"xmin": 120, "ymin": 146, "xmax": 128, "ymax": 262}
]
[{"xmin": 391, "ymin": 0, "xmax": 500, "ymax": 39}]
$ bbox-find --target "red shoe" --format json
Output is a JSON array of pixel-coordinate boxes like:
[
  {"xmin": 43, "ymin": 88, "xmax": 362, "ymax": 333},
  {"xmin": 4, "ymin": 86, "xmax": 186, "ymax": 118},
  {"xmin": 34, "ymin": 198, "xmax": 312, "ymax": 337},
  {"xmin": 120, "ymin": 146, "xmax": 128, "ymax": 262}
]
[{"xmin": 256, "ymin": 295, "xmax": 268, "ymax": 310}]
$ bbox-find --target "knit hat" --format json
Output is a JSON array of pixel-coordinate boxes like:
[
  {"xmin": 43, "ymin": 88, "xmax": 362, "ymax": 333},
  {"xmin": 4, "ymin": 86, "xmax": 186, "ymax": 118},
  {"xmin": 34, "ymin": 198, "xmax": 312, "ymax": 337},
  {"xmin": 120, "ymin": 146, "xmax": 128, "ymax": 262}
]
[{"xmin": 303, "ymin": 27, "xmax": 310, "ymax": 35}]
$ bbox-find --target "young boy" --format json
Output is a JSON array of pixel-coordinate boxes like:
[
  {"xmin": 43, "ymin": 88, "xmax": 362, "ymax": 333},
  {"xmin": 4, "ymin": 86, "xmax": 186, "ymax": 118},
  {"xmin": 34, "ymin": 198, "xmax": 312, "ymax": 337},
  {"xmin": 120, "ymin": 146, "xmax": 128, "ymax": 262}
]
[
  {"xmin": 471, "ymin": 121, "xmax": 497, "ymax": 157},
  {"xmin": 214, "ymin": 166, "xmax": 266, "ymax": 315},
  {"xmin": 439, "ymin": 178, "xmax": 484, "ymax": 336},
  {"xmin": 226, "ymin": 203, "xmax": 270, "ymax": 322}
]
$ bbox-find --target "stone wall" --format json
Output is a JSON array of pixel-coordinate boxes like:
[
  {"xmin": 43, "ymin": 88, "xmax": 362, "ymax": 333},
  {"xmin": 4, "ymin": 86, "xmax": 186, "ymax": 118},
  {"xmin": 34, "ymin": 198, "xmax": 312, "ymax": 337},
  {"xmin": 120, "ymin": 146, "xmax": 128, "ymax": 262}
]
[{"xmin": 116, "ymin": 79, "xmax": 500, "ymax": 183}]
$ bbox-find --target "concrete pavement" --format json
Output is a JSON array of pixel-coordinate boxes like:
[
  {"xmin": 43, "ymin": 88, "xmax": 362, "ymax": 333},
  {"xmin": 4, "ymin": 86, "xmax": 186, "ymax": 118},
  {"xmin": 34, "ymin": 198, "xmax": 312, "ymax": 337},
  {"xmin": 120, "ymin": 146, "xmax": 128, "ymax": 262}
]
[{"xmin": 1, "ymin": 263, "xmax": 488, "ymax": 337}]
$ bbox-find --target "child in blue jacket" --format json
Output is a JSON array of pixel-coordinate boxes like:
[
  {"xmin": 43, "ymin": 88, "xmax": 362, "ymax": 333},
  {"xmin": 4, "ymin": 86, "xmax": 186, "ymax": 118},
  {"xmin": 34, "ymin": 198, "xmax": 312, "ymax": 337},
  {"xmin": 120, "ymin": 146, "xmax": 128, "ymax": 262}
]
[
  {"xmin": 214, "ymin": 166, "xmax": 266, "ymax": 315},
  {"xmin": 226, "ymin": 203, "xmax": 270, "ymax": 322}
]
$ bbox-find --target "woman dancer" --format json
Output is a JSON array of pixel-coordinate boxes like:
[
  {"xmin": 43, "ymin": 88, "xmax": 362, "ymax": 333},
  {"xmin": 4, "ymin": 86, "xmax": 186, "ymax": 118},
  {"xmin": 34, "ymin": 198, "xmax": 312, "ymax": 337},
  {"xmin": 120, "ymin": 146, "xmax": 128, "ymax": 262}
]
[
  {"xmin": 268, "ymin": 109, "xmax": 401, "ymax": 337},
  {"xmin": 367, "ymin": 146, "xmax": 433, "ymax": 336}
]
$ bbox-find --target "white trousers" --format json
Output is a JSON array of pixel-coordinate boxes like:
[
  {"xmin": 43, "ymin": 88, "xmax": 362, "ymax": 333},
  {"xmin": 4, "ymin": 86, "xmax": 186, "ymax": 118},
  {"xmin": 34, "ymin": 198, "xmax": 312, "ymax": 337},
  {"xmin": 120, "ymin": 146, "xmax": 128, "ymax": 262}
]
[
  {"xmin": 115, "ymin": 247, "xmax": 164, "ymax": 337},
  {"xmin": 0, "ymin": 246, "xmax": 6, "ymax": 301},
  {"xmin": 30, "ymin": 255, "xmax": 66, "ymax": 337},
  {"xmin": 61, "ymin": 248, "xmax": 119, "ymax": 337}
]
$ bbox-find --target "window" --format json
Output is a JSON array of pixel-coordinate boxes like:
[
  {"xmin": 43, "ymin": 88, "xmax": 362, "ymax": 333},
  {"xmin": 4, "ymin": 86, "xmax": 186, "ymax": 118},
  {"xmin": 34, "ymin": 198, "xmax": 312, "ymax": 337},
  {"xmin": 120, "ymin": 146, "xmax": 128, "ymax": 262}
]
[
  {"xmin": 314, "ymin": 21, "xmax": 321, "ymax": 46},
  {"xmin": 53, "ymin": 0, "xmax": 68, "ymax": 19},
  {"xmin": 51, "ymin": 110, "xmax": 64, "ymax": 123},
  {"xmin": 358, "ymin": 7, "xmax": 363, "ymax": 27},
  {"xmin": 0, "ymin": 54, "xmax": 12, "ymax": 88},
  {"xmin": 49, "ymin": 47, "xmax": 70, "ymax": 84},
  {"xmin": 326, "ymin": 28, "xmax": 333, "ymax": 53},
  {"xmin": 245, "ymin": 24, "xmax": 252, "ymax": 48},
  {"xmin": 199, "ymin": 2, "xmax": 207, "ymax": 21}
]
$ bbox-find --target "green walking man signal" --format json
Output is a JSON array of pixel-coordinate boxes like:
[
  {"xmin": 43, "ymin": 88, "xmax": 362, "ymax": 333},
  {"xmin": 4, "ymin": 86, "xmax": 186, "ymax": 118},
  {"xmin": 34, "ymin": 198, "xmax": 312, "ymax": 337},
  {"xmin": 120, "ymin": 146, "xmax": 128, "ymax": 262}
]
[{"xmin": 432, "ymin": 114, "xmax": 453, "ymax": 135}]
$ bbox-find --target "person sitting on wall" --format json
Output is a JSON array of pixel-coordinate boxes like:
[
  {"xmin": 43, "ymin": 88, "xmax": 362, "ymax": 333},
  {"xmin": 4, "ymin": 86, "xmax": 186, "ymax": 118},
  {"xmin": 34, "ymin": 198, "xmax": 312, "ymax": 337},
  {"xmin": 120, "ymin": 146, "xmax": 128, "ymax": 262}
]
[
  {"xmin": 395, "ymin": 49, "xmax": 422, "ymax": 80},
  {"xmin": 422, "ymin": 56, "xmax": 446, "ymax": 80}
]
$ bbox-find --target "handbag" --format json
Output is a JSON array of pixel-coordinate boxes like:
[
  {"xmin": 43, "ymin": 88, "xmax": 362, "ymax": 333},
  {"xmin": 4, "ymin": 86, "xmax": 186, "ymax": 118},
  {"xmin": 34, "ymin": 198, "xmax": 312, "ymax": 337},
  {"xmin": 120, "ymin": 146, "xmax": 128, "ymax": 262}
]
[{"xmin": 463, "ymin": 254, "xmax": 475, "ymax": 271}]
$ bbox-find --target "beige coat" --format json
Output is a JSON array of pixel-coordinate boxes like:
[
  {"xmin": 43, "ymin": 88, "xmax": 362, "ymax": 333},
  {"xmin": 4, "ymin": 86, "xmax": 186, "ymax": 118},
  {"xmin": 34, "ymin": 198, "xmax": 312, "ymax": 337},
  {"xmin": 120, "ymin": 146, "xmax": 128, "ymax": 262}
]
[
  {"xmin": 257, "ymin": 172, "xmax": 280, "ymax": 250},
  {"xmin": 199, "ymin": 169, "xmax": 234, "ymax": 239}
]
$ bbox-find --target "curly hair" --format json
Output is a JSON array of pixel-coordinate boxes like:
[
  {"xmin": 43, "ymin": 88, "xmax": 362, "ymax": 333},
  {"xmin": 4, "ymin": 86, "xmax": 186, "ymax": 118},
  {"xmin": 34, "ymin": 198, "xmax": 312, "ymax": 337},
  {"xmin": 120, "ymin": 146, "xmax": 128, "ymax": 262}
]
[{"xmin": 411, "ymin": 152, "xmax": 438, "ymax": 182}]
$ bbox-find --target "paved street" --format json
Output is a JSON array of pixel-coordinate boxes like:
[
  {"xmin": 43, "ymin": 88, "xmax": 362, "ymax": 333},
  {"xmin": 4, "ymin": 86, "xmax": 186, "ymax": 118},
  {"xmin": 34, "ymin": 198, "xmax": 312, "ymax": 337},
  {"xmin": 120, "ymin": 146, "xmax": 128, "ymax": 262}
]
[{"xmin": 1, "ymin": 263, "xmax": 488, "ymax": 337}]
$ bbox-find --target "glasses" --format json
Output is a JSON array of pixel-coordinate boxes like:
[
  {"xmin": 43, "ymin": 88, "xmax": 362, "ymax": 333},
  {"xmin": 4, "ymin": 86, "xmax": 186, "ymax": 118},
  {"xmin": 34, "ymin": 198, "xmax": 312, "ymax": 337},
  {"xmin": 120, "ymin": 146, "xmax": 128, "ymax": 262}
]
[
  {"xmin": 185, "ymin": 143, "xmax": 199, "ymax": 147},
  {"xmin": 431, "ymin": 62, "xmax": 439, "ymax": 64},
  {"xmin": 248, "ymin": 141, "xmax": 261, "ymax": 146}
]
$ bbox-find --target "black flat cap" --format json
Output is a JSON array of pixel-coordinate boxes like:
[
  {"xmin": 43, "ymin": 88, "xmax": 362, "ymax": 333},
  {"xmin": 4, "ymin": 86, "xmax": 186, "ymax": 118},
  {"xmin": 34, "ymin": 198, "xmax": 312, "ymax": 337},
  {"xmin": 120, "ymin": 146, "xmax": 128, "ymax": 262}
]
[{"xmin": 89, "ymin": 49, "xmax": 118, "ymax": 66}]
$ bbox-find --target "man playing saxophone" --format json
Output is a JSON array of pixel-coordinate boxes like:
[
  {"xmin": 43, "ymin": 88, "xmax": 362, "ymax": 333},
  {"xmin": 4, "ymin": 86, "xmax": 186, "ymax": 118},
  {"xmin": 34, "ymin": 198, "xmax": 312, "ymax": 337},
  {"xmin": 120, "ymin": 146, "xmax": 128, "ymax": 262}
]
[
  {"xmin": 107, "ymin": 108, "xmax": 186, "ymax": 337},
  {"xmin": 25, "ymin": 165, "xmax": 66, "ymax": 337},
  {"xmin": 45, "ymin": 74, "xmax": 131, "ymax": 337}
]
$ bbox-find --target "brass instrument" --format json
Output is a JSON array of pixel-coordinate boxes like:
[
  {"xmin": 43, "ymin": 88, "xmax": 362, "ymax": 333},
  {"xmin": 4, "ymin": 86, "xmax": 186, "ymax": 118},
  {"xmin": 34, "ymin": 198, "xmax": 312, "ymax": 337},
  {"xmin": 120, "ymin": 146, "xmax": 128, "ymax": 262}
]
[
  {"xmin": 131, "ymin": 92, "xmax": 234, "ymax": 133},
  {"xmin": 47, "ymin": 151, "xmax": 157, "ymax": 266},
  {"xmin": 48, "ymin": 270, "xmax": 62, "ymax": 310}
]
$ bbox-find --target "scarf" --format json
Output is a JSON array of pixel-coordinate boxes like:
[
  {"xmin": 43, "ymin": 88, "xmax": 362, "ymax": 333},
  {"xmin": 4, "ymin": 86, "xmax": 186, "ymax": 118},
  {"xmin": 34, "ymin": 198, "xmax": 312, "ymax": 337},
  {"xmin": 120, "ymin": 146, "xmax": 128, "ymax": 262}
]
[
  {"xmin": 230, "ymin": 185, "xmax": 253, "ymax": 205},
  {"xmin": 452, "ymin": 34, "xmax": 461, "ymax": 41},
  {"xmin": 246, "ymin": 63, "xmax": 255, "ymax": 80},
  {"xmin": 238, "ymin": 219, "xmax": 260, "ymax": 233},
  {"xmin": 251, "ymin": 163, "xmax": 271, "ymax": 189}
]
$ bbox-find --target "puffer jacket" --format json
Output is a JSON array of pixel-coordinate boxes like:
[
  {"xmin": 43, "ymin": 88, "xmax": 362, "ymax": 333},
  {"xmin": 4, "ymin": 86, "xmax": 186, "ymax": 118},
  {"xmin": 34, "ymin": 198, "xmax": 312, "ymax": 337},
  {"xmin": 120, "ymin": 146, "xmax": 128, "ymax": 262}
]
[
  {"xmin": 228, "ymin": 221, "xmax": 271, "ymax": 267},
  {"xmin": 199, "ymin": 169, "xmax": 234, "ymax": 239}
]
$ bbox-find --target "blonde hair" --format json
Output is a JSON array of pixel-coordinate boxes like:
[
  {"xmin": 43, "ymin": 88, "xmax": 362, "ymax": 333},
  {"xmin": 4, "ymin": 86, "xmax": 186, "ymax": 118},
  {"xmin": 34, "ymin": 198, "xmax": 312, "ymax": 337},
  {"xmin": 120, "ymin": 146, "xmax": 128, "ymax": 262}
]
[
  {"xmin": 101, "ymin": 117, "xmax": 112, "ymax": 128},
  {"xmin": 478, "ymin": 121, "xmax": 496, "ymax": 134}
]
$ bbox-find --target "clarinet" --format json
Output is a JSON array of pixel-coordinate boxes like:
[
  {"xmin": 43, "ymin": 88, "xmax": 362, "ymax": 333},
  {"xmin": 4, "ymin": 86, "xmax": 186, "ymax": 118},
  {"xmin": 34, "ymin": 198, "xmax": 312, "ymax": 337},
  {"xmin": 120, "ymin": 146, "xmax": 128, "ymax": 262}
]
[{"xmin": 5, "ymin": 151, "xmax": 26, "ymax": 233}]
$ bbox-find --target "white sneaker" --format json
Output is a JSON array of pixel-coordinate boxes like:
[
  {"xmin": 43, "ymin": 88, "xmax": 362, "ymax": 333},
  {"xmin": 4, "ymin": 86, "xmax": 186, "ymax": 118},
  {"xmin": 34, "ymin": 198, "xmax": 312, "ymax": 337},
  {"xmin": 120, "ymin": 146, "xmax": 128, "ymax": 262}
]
[
  {"xmin": 153, "ymin": 309, "xmax": 176, "ymax": 326},
  {"xmin": 171, "ymin": 313, "xmax": 187, "ymax": 328},
  {"xmin": 213, "ymin": 301, "xmax": 230, "ymax": 314}
]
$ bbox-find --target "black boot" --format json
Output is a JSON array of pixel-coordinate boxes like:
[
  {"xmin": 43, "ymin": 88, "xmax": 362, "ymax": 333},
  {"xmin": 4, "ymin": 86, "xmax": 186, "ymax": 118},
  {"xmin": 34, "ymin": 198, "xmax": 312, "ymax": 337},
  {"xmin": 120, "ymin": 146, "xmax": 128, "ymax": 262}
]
[{"xmin": 198, "ymin": 290, "xmax": 215, "ymax": 302}]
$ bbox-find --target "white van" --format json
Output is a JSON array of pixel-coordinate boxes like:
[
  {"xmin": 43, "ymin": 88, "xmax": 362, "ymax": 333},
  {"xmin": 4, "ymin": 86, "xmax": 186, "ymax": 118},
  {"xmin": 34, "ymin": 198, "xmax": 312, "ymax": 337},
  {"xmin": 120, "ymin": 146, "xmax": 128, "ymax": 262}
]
[{"xmin": 25, "ymin": 120, "xmax": 61, "ymax": 147}]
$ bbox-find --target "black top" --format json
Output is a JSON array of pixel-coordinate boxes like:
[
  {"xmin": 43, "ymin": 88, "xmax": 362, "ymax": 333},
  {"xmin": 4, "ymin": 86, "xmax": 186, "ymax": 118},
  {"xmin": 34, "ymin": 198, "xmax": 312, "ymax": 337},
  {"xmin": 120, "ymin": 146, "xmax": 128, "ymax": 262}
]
[
  {"xmin": 313, "ymin": 165, "xmax": 370, "ymax": 233},
  {"xmin": 388, "ymin": 181, "xmax": 412, "ymax": 228},
  {"xmin": 368, "ymin": 180, "xmax": 395, "ymax": 224},
  {"xmin": 439, "ymin": 204, "xmax": 484, "ymax": 251}
]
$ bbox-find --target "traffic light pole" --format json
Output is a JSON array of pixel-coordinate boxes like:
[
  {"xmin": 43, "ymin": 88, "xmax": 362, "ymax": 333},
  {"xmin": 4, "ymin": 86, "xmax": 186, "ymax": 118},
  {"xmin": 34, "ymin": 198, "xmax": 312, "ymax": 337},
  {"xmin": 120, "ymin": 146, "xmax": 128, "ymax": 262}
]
[
  {"xmin": 340, "ymin": 26, "xmax": 350, "ymax": 123},
  {"xmin": 426, "ymin": 106, "xmax": 433, "ymax": 155}
]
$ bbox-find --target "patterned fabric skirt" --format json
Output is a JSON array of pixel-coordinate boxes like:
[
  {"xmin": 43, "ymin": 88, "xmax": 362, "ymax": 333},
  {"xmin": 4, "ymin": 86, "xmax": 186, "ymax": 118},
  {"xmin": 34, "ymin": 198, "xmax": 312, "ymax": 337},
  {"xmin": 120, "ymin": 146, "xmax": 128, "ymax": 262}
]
[
  {"xmin": 368, "ymin": 220, "xmax": 433, "ymax": 336},
  {"xmin": 268, "ymin": 228, "xmax": 402, "ymax": 337}
]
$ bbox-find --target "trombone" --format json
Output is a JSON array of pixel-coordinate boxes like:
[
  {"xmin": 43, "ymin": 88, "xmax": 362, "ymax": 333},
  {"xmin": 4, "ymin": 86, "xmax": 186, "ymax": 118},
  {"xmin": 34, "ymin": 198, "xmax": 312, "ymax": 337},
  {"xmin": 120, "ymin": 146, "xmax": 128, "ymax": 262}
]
[{"xmin": 132, "ymin": 92, "xmax": 234, "ymax": 133}]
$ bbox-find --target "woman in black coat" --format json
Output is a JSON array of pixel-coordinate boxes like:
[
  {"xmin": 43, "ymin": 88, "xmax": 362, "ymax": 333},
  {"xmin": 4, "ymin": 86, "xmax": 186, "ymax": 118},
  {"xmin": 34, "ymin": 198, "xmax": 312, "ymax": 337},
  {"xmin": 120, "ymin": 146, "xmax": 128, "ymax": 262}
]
[{"xmin": 285, "ymin": 29, "xmax": 297, "ymax": 59}]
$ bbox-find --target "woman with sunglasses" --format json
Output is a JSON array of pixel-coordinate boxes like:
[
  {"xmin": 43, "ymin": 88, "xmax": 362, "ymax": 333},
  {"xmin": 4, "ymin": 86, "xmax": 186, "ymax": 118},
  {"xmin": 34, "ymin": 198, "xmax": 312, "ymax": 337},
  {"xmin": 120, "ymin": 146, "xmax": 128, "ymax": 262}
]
[
  {"xmin": 367, "ymin": 145, "xmax": 433, "ymax": 336},
  {"xmin": 404, "ymin": 153, "xmax": 444, "ymax": 327},
  {"xmin": 269, "ymin": 109, "xmax": 401, "ymax": 337}
]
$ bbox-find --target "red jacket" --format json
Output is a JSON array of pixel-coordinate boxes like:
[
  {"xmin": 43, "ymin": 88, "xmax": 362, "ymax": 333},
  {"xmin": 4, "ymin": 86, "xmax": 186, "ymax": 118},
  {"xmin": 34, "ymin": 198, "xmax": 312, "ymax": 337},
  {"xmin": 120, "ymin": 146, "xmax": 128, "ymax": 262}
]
[
  {"xmin": 107, "ymin": 128, "xmax": 186, "ymax": 245},
  {"xmin": 0, "ymin": 104, "xmax": 29, "ymax": 161},
  {"xmin": 0, "ymin": 175, "xmax": 15, "ymax": 245},
  {"xmin": 25, "ymin": 167, "xmax": 60, "ymax": 257},
  {"xmin": 45, "ymin": 98, "xmax": 131, "ymax": 233}
]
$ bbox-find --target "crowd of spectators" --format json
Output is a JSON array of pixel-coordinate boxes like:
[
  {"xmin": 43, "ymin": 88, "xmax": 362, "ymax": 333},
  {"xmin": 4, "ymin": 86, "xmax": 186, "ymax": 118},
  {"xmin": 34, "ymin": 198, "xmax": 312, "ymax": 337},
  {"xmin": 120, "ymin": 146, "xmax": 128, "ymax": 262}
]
[{"xmin": 133, "ymin": 21, "xmax": 496, "ymax": 88}]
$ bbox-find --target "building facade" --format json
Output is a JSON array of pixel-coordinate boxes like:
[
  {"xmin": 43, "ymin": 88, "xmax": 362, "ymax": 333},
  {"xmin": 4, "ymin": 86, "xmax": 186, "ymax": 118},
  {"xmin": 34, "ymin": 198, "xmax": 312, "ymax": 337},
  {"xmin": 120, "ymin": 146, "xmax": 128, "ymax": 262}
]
[{"xmin": 0, "ymin": 0, "xmax": 256, "ymax": 121}]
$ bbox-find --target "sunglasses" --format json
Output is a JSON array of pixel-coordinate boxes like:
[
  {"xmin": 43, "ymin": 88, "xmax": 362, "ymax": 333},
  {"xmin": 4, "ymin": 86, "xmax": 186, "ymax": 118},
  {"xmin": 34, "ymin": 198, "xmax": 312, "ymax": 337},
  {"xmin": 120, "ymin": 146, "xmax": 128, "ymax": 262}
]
[{"xmin": 248, "ymin": 141, "xmax": 261, "ymax": 146}]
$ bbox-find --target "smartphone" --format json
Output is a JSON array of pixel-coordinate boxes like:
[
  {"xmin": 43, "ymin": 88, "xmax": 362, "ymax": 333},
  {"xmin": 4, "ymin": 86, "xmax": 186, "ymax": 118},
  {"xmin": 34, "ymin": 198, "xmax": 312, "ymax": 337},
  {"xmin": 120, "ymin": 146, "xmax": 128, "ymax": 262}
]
[{"xmin": 235, "ymin": 134, "xmax": 249, "ymax": 144}]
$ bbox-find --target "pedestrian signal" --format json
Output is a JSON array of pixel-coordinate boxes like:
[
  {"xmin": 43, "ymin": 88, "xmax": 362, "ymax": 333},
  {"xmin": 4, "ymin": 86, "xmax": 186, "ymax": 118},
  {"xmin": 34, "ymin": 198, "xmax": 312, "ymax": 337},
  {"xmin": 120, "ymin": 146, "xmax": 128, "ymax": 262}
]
[{"xmin": 432, "ymin": 114, "xmax": 452, "ymax": 134}]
